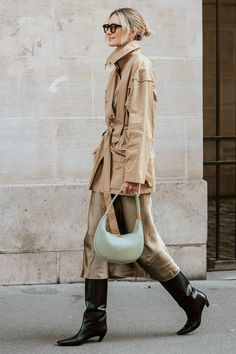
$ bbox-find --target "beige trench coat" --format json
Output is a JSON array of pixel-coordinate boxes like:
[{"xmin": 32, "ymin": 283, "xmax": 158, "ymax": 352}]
[
  {"xmin": 88, "ymin": 40, "xmax": 158, "ymax": 235},
  {"xmin": 81, "ymin": 40, "xmax": 180, "ymax": 281}
]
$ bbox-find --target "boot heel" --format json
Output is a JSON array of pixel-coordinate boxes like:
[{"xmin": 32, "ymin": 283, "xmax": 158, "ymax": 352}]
[
  {"xmin": 98, "ymin": 332, "xmax": 106, "ymax": 342},
  {"xmin": 205, "ymin": 297, "xmax": 209, "ymax": 307}
]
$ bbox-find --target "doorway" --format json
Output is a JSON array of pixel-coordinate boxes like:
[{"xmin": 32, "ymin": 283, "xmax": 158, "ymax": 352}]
[{"xmin": 203, "ymin": 0, "xmax": 236, "ymax": 270}]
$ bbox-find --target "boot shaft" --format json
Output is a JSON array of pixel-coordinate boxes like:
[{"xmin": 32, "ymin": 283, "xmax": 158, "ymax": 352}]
[{"xmin": 85, "ymin": 278, "xmax": 108, "ymax": 311}]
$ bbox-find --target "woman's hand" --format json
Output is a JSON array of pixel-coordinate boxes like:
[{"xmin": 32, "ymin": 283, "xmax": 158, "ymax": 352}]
[{"xmin": 120, "ymin": 181, "xmax": 139, "ymax": 195}]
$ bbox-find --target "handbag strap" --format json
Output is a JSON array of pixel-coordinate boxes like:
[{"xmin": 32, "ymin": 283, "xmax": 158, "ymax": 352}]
[{"xmin": 105, "ymin": 187, "xmax": 141, "ymax": 219}]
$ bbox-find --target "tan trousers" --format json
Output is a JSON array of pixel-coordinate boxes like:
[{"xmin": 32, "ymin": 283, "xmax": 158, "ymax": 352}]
[{"xmin": 80, "ymin": 191, "xmax": 180, "ymax": 282}]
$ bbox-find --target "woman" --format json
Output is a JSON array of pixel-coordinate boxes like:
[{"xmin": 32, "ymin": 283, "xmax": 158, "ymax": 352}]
[{"xmin": 57, "ymin": 7, "xmax": 209, "ymax": 347}]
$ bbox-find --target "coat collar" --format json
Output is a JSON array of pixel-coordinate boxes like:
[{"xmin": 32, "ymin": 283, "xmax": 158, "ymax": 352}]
[{"xmin": 105, "ymin": 40, "xmax": 140, "ymax": 69}]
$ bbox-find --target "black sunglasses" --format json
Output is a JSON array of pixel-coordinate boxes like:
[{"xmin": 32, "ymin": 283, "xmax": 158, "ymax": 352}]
[{"xmin": 103, "ymin": 23, "xmax": 122, "ymax": 34}]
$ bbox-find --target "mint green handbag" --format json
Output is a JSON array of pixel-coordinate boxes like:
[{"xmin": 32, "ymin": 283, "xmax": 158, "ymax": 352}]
[{"xmin": 94, "ymin": 188, "xmax": 144, "ymax": 264}]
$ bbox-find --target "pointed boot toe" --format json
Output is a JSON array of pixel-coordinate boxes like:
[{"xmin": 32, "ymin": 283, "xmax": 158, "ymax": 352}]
[
  {"xmin": 57, "ymin": 334, "xmax": 85, "ymax": 346},
  {"xmin": 160, "ymin": 271, "xmax": 210, "ymax": 335},
  {"xmin": 177, "ymin": 319, "xmax": 201, "ymax": 335},
  {"xmin": 57, "ymin": 278, "xmax": 108, "ymax": 346},
  {"xmin": 57, "ymin": 329, "xmax": 107, "ymax": 346},
  {"xmin": 176, "ymin": 291, "xmax": 209, "ymax": 335}
]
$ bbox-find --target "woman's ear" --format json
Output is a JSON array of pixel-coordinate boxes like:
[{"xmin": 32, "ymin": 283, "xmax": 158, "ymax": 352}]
[{"xmin": 129, "ymin": 27, "xmax": 138, "ymax": 40}]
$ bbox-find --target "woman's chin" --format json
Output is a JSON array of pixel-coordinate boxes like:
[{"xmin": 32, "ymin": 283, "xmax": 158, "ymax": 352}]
[{"xmin": 108, "ymin": 40, "xmax": 118, "ymax": 47}]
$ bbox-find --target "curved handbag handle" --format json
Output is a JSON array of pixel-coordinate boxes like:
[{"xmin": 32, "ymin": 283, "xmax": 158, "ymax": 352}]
[{"xmin": 105, "ymin": 187, "xmax": 141, "ymax": 218}]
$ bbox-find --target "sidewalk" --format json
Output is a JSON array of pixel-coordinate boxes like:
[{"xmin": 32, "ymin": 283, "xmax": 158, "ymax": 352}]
[{"xmin": 0, "ymin": 271, "xmax": 235, "ymax": 354}]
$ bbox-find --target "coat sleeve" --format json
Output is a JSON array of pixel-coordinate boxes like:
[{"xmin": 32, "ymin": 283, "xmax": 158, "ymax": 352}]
[{"xmin": 124, "ymin": 74, "xmax": 157, "ymax": 184}]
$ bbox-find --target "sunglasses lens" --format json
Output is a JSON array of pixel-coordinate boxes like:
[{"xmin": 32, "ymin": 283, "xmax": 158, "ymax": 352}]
[
  {"xmin": 103, "ymin": 25, "xmax": 108, "ymax": 33},
  {"xmin": 110, "ymin": 24, "xmax": 116, "ymax": 33}
]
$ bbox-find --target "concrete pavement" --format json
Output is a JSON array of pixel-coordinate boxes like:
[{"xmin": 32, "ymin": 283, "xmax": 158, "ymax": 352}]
[{"xmin": 0, "ymin": 271, "xmax": 236, "ymax": 354}]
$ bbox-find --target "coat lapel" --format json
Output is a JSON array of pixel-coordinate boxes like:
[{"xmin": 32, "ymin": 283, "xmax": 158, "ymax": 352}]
[
  {"xmin": 104, "ymin": 41, "xmax": 140, "ymax": 126},
  {"xmin": 105, "ymin": 40, "xmax": 140, "ymax": 69}
]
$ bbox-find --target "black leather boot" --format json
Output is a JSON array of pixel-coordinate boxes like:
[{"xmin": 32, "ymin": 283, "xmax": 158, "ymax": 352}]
[
  {"xmin": 57, "ymin": 278, "xmax": 108, "ymax": 346},
  {"xmin": 160, "ymin": 271, "xmax": 209, "ymax": 335}
]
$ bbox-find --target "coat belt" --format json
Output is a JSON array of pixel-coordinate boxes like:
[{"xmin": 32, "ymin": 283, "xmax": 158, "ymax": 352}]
[{"xmin": 100, "ymin": 126, "xmax": 120, "ymax": 235}]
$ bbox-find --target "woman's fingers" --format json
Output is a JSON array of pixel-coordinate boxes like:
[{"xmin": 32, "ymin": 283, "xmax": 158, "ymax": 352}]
[
  {"xmin": 120, "ymin": 182, "xmax": 128, "ymax": 194},
  {"xmin": 120, "ymin": 181, "xmax": 139, "ymax": 195}
]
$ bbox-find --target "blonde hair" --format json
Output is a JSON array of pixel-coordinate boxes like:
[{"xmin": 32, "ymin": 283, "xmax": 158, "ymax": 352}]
[{"xmin": 109, "ymin": 8, "xmax": 152, "ymax": 45}]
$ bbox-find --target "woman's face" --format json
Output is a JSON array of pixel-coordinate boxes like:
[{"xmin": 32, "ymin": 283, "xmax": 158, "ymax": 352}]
[
  {"xmin": 106, "ymin": 14, "xmax": 136, "ymax": 49},
  {"xmin": 106, "ymin": 14, "xmax": 123, "ymax": 47}
]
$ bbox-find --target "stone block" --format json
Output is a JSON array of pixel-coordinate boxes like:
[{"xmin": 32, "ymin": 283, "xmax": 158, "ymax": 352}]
[
  {"xmin": 59, "ymin": 250, "xmax": 83, "ymax": 283},
  {"xmin": 0, "ymin": 252, "xmax": 57, "ymax": 285},
  {"xmin": 186, "ymin": 117, "xmax": 203, "ymax": 179},
  {"xmin": 168, "ymin": 244, "xmax": 207, "ymax": 280},
  {"xmin": 0, "ymin": 119, "xmax": 56, "ymax": 182},
  {"xmin": 53, "ymin": 0, "xmax": 129, "ymax": 58},
  {"xmin": 0, "ymin": 184, "xmax": 90, "ymax": 253},
  {"xmin": 153, "ymin": 58, "xmax": 202, "ymax": 116},
  {"xmin": 56, "ymin": 118, "xmax": 106, "ymax": 181},
  {"xmin": 0, "ymin": 0, "xmax": 53, "ymax": 58},
  {"xmin": 186, "ymin": 0, "xmax": 202, "ymax": 58},
  {"xmin": 154, "ymin": 117, "xmax": 185, "ymax": 180},
  {"xmin": 129, "ymin": 0, "xmax": 187, "ymax": 57},
  {"xmin": 151, "ymin": 180, "xmax": 207, "ymax": 245},
  {"xmin": 0, "ymin": 60, "xmax": 18, "ymax": 117},
  {"xmin": 17, "ymin": 58, "xmax": 92, "ymax": 118},
  {"xmin": 0, "ymin": 117, "xmax": 107, "ymax": 183}
]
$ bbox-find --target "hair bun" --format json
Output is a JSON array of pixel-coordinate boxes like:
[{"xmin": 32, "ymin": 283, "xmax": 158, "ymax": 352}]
[{"xmin": 144, "ymin": 26, "xmax": 152, "ymax": 37}]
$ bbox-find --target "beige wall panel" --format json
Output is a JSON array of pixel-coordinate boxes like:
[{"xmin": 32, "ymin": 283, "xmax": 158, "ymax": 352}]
[
  {"xmin": 0, "ymin": 119, "xmax": 56, "ymax": 183},
  {"xmin": 152, "ymin": 180, "xmax": 207, "ymax": 245},
  {"xmin": 154, "ymin": 117, "xmax": 186, "ymax": 179},
  {"xmin": 53, "ymin": 0, "xmax": 130, "ymax": 58},
  {"xmin": 0, "ymin": 252, "xmax": 57, "ymax": 285},
  {"xmin": 18, "ymin": 58, "xmax": 92, "ymax": 118},
  {"xmin": 186, "ymin": 117, "xmax": 203, "ymax": 179},
  {"xmin": 56, "ymin": 118, "xmax": 106, "ymax": 181},
  {"xmin": 0, "ymin": 185, "xmax": 90, "ymax": 252},
  {"xmin": 129, "ymin": 0, "xmax": 187, "ymax": 57},
  {"xmin": 168, "ymin": 244, "xmax": 207, "ymax": 280},
  {"xmin": 186, "ymin": 0, "xmax": 202, "ymax": 58},
  {"xmin": 153, "ymin": 59, "xmax": 202, "ymax": 116},
  {"xmin": 59, "ymin": 250, "xmax": 83, "ymax": 283}
]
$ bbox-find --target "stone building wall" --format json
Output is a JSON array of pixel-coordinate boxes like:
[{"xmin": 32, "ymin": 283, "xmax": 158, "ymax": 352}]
[{"xmin": 0, "ymin": 0, "xmax": 206, "ymax": 285}]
